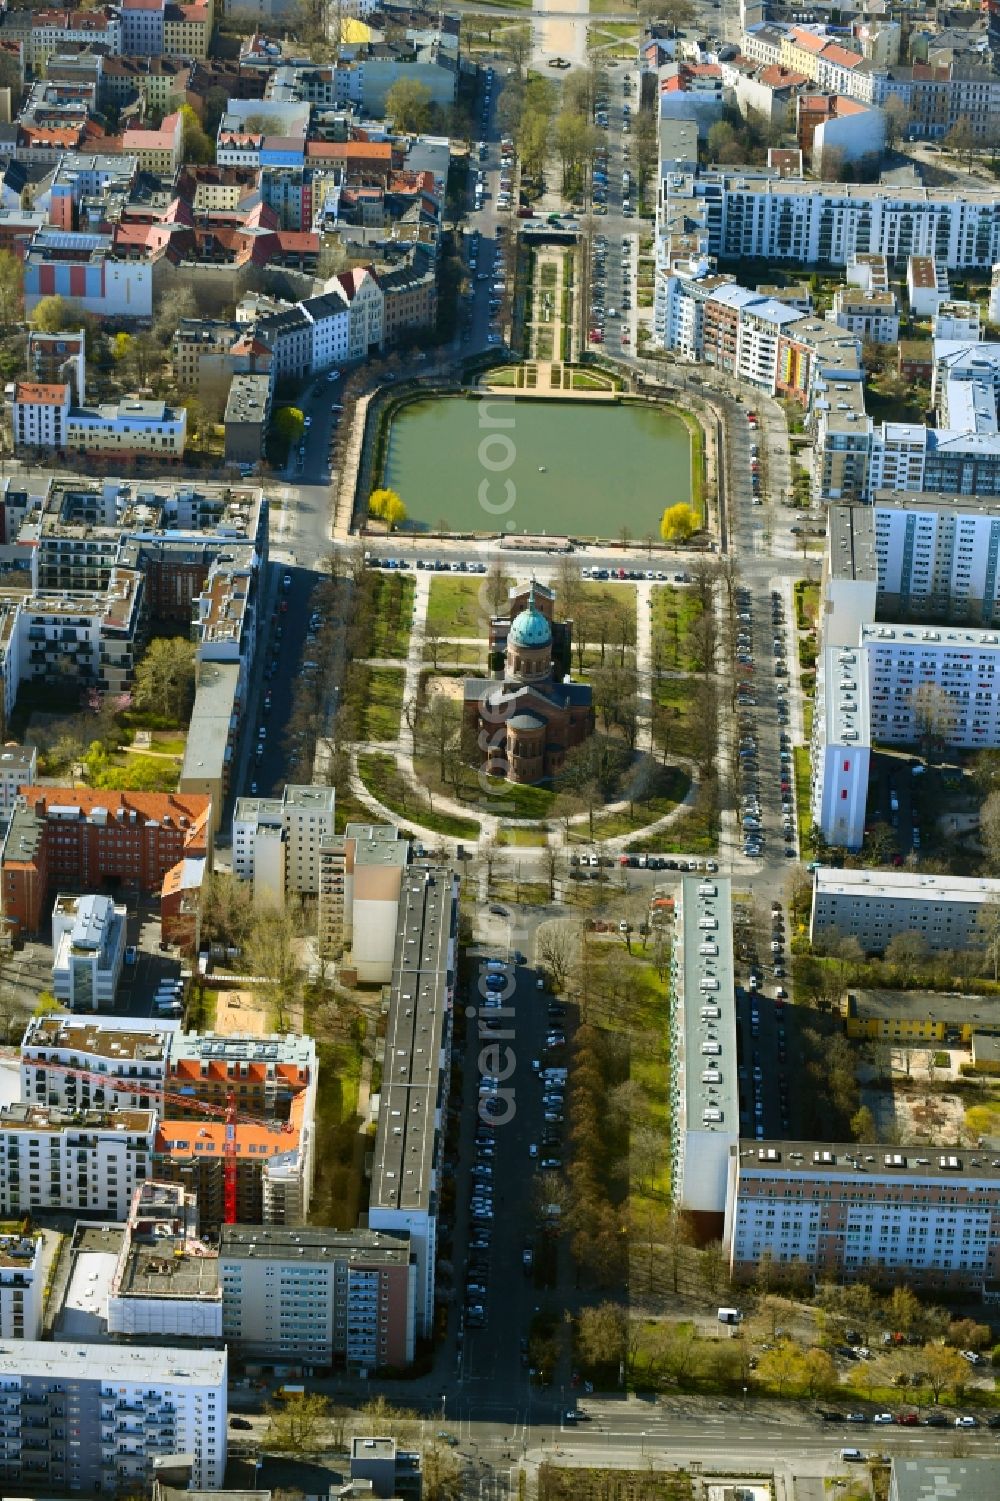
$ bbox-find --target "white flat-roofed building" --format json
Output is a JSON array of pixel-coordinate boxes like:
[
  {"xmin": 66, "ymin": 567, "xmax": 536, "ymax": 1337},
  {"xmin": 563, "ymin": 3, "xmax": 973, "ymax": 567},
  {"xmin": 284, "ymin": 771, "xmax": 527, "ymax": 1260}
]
[
  {"xmin": 933, "ymin": 299, "xmax": 982, "ymax": 342},
  {"xmin": 51, "ymin": 892, "xmax": 127, "ymax": 1010},
  {"xmin": 0, "ymin": 1104, "xmax": 156, "ymax": 1220},
  {"xmin": 0, "ymin": 1234, "xmax": 44, "ymax": 1340},
  {"xmin": 668, "ymin": 876, "xmax": 738, "ymax": 1219},
  {"xmin": 811, "ymin": 645, "xmax": 871, "ymax": 850},
  {"xmin": 107, "ymin": 1181, "xmax": 222, "ymax": 1340},
  {"xmin": 232, "ymin": 784, "xmax": 337, "ymax": 905},
  {"xmin": 861, "ymin": 619, "xmax": 1000, "ymax": 748},
  {"xmin": 726, "ymin": 1138, "xmax": 1000, "ymax": 1290},
  {"xmin": 0, "ymin": 1340, "xmax": 226, "ymax": 1491},
  {"xmin": 20, "ymin": 1014, "xmax": 169, "ymax": 1112},
  {"xmin": 869, "ymin": 492, "xmax": 1000, "ymax": 624},
  {"xmin": 0, "ymin": 745, "xmax": 36, "ymax": 813},
  {"xmin": 830, "ymin": 287, "xmax": 899, "ymax": 344},
  {"xmin": 320, "ymin": 823, "xmax": 411, "ymax": 978},
  {"xmin": 810, "ymin": 867, "xmax": 1000, "ymax": 953}
]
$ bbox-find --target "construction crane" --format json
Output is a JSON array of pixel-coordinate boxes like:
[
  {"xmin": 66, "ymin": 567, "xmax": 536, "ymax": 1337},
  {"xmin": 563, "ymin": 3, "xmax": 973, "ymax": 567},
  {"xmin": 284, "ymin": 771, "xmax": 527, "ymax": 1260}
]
[{"xmin": 22, "ymin": 1059, "xmax": 301, "ymax": 1225}]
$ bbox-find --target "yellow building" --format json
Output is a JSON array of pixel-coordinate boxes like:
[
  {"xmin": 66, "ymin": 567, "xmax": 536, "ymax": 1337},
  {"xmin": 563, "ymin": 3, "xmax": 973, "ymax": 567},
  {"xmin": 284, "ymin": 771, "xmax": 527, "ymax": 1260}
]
[
  {"xmin": 843, "ymin": 987, "xmax": 1000, "ymax": 1044},
  {"xmin": 163, "ymin": 0, "xmax": 213, "ymax": 58},
  {"xmin": 780, "ymin": 28, "xmax": 826, "ymax": 82}
]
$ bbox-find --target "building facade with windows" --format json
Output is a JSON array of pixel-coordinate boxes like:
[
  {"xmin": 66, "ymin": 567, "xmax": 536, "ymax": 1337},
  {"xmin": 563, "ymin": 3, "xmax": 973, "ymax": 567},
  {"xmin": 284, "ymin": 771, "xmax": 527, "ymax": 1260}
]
[
  {"xmin": 0, "ymin": 1234, "xmax": 44, "ymax": 1340},
  {"xmin": 220, "ymin": 1224, "xmax": 416, "ymax": 1369},
  {"xmin": 0, "ymin": 1104, "xmax": 155, "ymax": 1220},
  {"xmin": 809, "ymin": 867, "xmax": 1000, "ymax": 953},
  {"xmin": 726, "ymin": 1139, "xmax": 1000, "ymax": 1290},
  {"xmin": 232, "ymin": 784, "xmax": 337, "ymax": 904},
  {"xmin": 20, "ymin": 1015, "xmax": 170, "ymax": 1113},
  {"xmin": 0, "ymin": 1342, "xmax": 226, "ymax": 1493},
  {"xmin": 51, "ymin": 892, "xmax": 127, "ymax": 1011}
]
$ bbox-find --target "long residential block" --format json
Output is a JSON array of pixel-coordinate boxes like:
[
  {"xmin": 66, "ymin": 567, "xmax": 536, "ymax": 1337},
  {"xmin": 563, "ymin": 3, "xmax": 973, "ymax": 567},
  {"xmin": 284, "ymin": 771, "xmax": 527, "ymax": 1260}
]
[
  {"xmin": 726, "ymin": 1139, "xmax": 1000, "ymax": 1290},
  {"xmin": 668, "ymin": 875, "xmax": 738, "ymax": 1221},
  {"xmin": 810, "ymin": 867, "xmax": 1000, "ymax": 953}
]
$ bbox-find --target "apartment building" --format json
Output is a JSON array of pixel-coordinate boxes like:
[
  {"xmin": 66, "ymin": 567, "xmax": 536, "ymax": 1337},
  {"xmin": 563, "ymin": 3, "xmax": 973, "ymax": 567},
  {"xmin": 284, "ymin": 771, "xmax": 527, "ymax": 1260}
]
[
  {"xmin": 869, "ymin": 492, "xmax": 1000, "ymax": 623},
  {"xmin": 165, "ymin": 1032, "xmax": 315, "ymax": 1126},
  {"xmin": 25, "ymin": 330, "xmax": 86, "ymax": 401},
  {"xmin": 811, "ymin": 645, "xmax": 871, "ymax": 850},
  {"xmin": 13, "ymin": 569, "xmax": 145, "ymax": 699},
  {"xmin": 0, "ymin": 1342, "xmax": 226, "ymax": 1493},
  {"xmin": 220, "ymin": 1224, "xmax": 416, "ymax": 1369},
  {"xmin": 658, "ymin": 167, "xmax": 1000, "ymax": 272},
  {"xmin": 0, "ymin": 788, "xmax": 212, "ymax": 938},
  {"xmin": 933, "ymin": 300, "xmax": 981, "ymax": 342},
  {"xmin": 319, "ymin": 823, "xmax": 411, "ymax": 980},
  {"xmin": 0, "ymin": 1104, "xmax": 155, "ymax": 1220},
  {"xmin": 51, "ymin": 892, "xmax": 127, "ymax": 1011},
  {"xmin": 0, "ymin": 746, "xmax": 35, "ymax": 814},
  {"xmin": 810, "ymin": 867, "xmax": 1000, "ymax": 953},
  {"xmin": 0, "ymin": 1234, "xmax": 44, "ymax": 1340},
  {"xmin": 232, "ymin": 784, "xmax": 337, "ymax": 904},
  {"xmin": 369, "ymin": 865, "xmax": 457, "ymax": 1339},
  {"xmin": 20, "ymin": 1015, "xmax": 170, "ymax": 1113},
  {"xmin": 379, "ymin": 259, "xmax": 438, "ymax": 346},
  {"xmin": 861, "ymin": 620, "xmax": 1000, "ymax": 749},
  {"xmin": 224, "ymin": 372, "xmax": 272, "ymax": 466},
  {"xmin": 107, "ymin": 1181, "xmax": 222, "ymax": 1340},
  {"xmin": 830, "ymin": 288, "xmax": 899, "ymax": 343},
  {"xmin": 154, "ymin": 1083, "xmax": 313, "ymax": 1228},
  {"xmin": 726, "ymin": 1138, "xmax": 1000, "ymax": 1290},
  {"xmin": 908, "ymin": 256, "xmax": 950, "ymax": 317},
  {"xmin": 668, "ymin": 876, "xmax": 738, "ymax": 1225}
]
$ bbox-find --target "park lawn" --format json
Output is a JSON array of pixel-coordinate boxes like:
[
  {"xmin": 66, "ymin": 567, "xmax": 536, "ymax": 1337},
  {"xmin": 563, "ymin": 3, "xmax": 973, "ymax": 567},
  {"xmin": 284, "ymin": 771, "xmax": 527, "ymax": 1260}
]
[
  {"xmin": 476, "ymin": 775, "xmax": 557, "ymax": 820},
  {"xmin": 651, "ymin": 585, "xmax": 704, "ymax": 672},
  {"xmin": 567, "ymin": 766, "xmax": 690, "ymax": 843},
  {"xmin": 571, "ymin": 370, "xmax": 618, "ymax": 391},
  {"xmin": 370, "ymin": 574, "xmax": 414, "ymax": 659},
  {"xmin": 626, "ymin": 777, "xmax": 718, "ymax": 854},
  {"xmin": 423, "ymin": 642, "xmax": 487, "ymax": 668},
  {"xmin": 499, "ymin": 825, "xmax": 548, "ymax": 847},
  {"xmin": 426, "ymin": 574, "xmax": 491, "ymax": 636},
  {"xmin": 358, "ymin": 752, "xmax": 481, "ymax": 839},
  {"xmin": 794, "ymin": 578, "xmax": 820, "ymax": 632},
  {"xmin": 579, "ymin": 580, "xmax": 637, "ymax": 629},
  {"xmin": 307, "ymin": 1029, "xmax": 365, "ymax": 1230},
  {"xmin": 361, "ymin": 668, "xmax": 405, "ymax": 742},
  {"xmin": 185, "ymin": 987, "xmax": 219, "ymax": 1031},
  {"xmin": 793, "ymin": 746, "xmax": 812, "ymax": 853},
  {"xmin": 652, "ymin": 674, "xmax": 698, "ymax": 730}
]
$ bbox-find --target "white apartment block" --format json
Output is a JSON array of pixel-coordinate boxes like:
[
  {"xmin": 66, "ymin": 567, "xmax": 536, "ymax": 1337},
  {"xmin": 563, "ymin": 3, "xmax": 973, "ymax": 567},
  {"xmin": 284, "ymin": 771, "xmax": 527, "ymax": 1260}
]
[
  {"xmin": 232, "ymin": 784, "xmax": 336, "ymax": 903},
  {"xmin": 0, "ymin": 1234, "xmax": 44, "ymax": 1340},
  {"xmin": 811, "ymin": 645, "xmax": 871, "ymax": 851},
  {"xmin": 862, "ymin": 620, "xmax": 1000, "ymax": 749},
  {"xmin": 51, "ymin": 892, "xmax": 126, "ymax": 1011},
  {"xmin": 659, "ymin": 168, "xmax": 1000, "ymax": 272},
  {"xmin": 726, "ymin": 1139, "xmax": 1000, "ymax": 1289},
  {"xmin": 12, "ymin": 382, "xmax": 69, "ymax": 449},
  {"xmin": 933, "ymin": 300, "xmax": 981, "ymax": 342},
  {"xmin": 809, "ymin": 867, "xmax": 1000, "ymax": 953},
  {"xmin": 0, "ymin": 745, "xmax": 36, "ymax": 814},
  {"xmin": 0, "ymin": 1104, "xmax": 155, "ymax": 1220},
  {"xmin": 0, "ymin": 1343, "xmax": 226, "ymax": 1493},
  {"xmin": 907, "ymin": 255, "xmax": 950, "ymax": 317},
  {"xmin": 20, "ymin": 1015, "xmax": 170, "ymax": 1113},
  {"xmin": 668, "ymin": 876, "xmax": 738, "ymax": 1218},
  {"xmin": 871, "ymin": 492, "xmax": 1000, "ymax": 623}
]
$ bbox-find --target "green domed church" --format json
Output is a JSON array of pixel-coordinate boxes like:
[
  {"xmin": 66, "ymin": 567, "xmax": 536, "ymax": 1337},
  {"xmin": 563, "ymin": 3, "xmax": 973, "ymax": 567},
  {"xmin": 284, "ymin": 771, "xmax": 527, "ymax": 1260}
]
[{"xmin": 461, "ymin": 581, "xmax": 595, "ymax": 785}]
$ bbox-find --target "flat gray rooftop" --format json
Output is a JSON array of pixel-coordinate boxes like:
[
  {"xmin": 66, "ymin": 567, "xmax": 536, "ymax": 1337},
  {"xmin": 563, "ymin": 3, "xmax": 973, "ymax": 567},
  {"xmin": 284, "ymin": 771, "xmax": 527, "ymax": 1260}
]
[
  {"xmin": 828, "ymin": 503, "xmax": 877, "ymax": 583},
  {"xmin": 678, "ymin": 875, "xmax": 738, "ymax": 1134},
  {"xmin": 369, "ymin": 865, "xmax": 456, "ymax": 1214}
]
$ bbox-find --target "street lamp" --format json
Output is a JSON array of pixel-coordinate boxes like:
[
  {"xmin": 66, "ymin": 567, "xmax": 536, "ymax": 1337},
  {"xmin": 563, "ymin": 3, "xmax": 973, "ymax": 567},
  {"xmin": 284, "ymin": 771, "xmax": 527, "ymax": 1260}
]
[{"xmin": 742, "ymin": 1385, "xmax": 748, "ymax": 1413}]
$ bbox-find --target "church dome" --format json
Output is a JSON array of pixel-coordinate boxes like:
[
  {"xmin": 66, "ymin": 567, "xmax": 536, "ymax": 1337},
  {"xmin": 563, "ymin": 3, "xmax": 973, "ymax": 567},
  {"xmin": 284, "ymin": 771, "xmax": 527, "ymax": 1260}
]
[{"xmin": 508, "ymin": 588, "xmax": 552, "ymax": 651}]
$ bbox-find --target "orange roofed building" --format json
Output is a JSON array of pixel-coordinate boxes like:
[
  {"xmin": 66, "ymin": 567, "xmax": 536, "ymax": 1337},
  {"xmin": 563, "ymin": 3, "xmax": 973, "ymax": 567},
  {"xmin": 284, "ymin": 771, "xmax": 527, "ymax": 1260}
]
[
  {"xmin": 1, "ymin": 787, "xmax": 212, "ymax": 941},
  {"xmin": 155, "ymin": 1085, "xmax": 314, "ymax": 1226}
]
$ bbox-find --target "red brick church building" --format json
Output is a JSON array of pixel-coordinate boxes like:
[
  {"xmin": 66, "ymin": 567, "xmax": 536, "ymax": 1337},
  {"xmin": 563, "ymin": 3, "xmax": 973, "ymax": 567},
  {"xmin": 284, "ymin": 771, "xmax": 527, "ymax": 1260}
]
[{"xmin": 462, "ymin": 582, "xmax": 594, "ymax": 784}]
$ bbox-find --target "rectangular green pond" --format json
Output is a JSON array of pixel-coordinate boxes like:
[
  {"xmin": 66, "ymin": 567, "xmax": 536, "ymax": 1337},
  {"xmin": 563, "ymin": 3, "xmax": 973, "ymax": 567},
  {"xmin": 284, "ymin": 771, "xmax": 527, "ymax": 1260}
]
[{"xmin": 381, "ymin": 395, "xmax": 694, "ymax": 539}]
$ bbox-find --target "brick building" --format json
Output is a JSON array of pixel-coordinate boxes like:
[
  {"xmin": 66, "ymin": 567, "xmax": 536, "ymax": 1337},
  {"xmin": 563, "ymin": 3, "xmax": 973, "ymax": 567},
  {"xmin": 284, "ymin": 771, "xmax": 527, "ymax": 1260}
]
[
  {"xmin": 0, "ymin": 788, "xmax": 212, "ymax": 938},
  {"xmin": 462, "ymin": 583, "xmax": 593, "ymax": 785}
]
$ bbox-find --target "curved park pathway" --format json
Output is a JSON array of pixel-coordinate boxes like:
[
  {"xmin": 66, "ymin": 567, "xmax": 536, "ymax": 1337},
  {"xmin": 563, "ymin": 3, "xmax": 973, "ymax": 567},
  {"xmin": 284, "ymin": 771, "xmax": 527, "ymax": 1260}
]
[{"xmin": 346, "ymin": 571, "xmax": 698, "ymax": 854}]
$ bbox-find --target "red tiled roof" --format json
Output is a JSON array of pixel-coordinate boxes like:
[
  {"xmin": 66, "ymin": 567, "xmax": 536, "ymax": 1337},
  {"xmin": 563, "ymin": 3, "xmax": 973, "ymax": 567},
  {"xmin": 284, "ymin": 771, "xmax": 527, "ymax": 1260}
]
[{"xmin": 14, "ymin": 382, "xmax": 68, "ymax": 405}]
